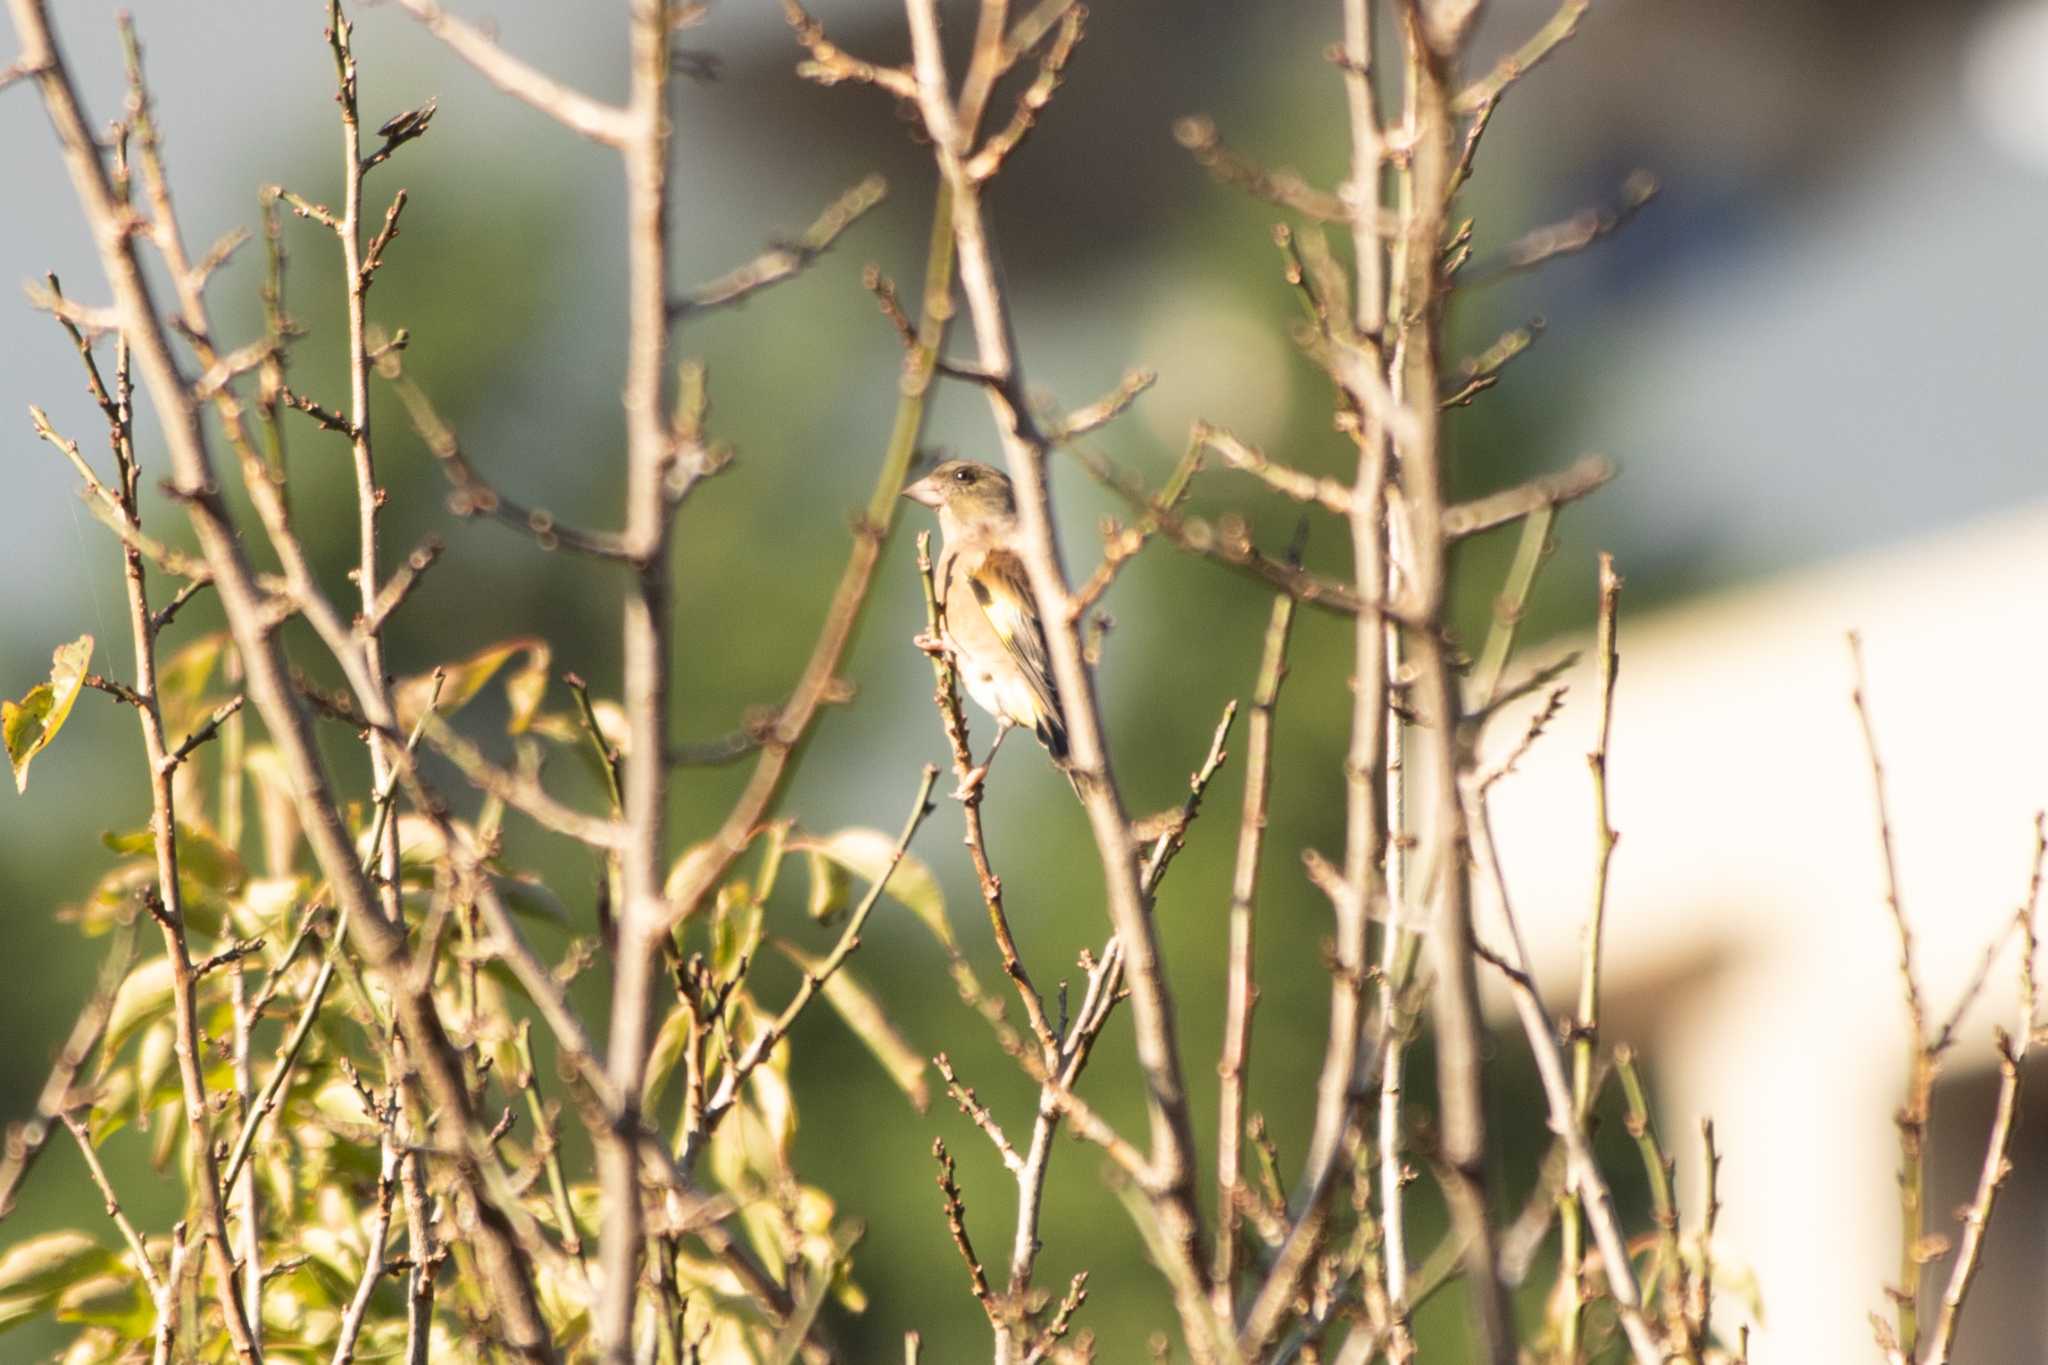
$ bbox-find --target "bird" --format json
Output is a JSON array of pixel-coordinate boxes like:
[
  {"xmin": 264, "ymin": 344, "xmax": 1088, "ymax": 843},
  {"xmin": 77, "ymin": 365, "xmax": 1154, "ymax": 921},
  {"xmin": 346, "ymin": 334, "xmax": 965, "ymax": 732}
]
[{"xmin": 902, "ymin": 458, "xmax": 1079, "ymax": 798}]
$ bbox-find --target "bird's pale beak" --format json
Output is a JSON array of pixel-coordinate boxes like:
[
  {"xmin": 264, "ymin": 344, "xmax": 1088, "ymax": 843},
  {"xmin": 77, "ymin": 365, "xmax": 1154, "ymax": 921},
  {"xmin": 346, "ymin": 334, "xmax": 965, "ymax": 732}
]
[{"xmin": 901, "ymin": 475, "xmax": 942, "ymax": 508}]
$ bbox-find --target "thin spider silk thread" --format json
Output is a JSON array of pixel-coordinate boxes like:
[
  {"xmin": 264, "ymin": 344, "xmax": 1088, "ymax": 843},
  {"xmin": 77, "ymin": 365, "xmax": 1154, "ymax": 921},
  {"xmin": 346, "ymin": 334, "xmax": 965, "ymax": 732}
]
[{"xmin": 67, "ymin": 496, "xmax": 116, "ymax": 650}]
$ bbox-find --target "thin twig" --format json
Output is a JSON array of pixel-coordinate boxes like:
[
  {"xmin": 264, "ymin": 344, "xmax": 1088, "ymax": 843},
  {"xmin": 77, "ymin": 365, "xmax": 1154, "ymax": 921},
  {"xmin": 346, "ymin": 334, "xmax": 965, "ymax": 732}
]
[
  {"xmin": 1199, "ymin": 424, "xmax": 1354, "ymax": 516},
  {"xmin": 1213, "ymin": 577, "xmax": 1300, "ymax": 1315},
  {"xmin": 783, "ymin": 0, "xmax": 919, "ymax": 100},
  {"xmin": 669, "ymin": 173, "xmax": 887, "ymax": 319},
  {"xmin": 0, "ymin": 921, "xmax": 136, "ymax": 1219},
  {"xmin": 1443, "ymin": 455, "xmax": 1613, "ymax": 539},
  {"xmin": 692, "ymin": 767, "xmax": 940, "ymax": 1141},
  {"xmin": 422, "ymin": 715, "xmax": 630, "ymax": 849},
  {"xmin": 1466, "ymin": 784, "xmax": 1663, "ymax": 1365},
  {"xmin": 1464, "ymin": 171, "xmax": 1658, "ymax": 283},
  {"xmin": 159, "ymin": 695, "xmax": 244, "ymax": 774},
  {"xmin": 1454, "ymin": 0, "xmax": 1590, "ymax": 111},
  {"xmin": 1558, "ymin": 552, "xmax": 1621, "ymax": 1355},
  {"xmin": 1851, "ymin": 632, "xmax": 1938, "ymax": 1355},
  {"xmin": 1173, "ymin": 114, "xmax": 1353, "ymax": 223},
  {"xmin": 964, "ymin": 6, "xmax": 1084, "ymax": 182},
  {"xmin": 331, "ymin": 1126, "xmax": 401, "ymax": 1365},
  {"xmin": 937, "ymin": 1052, "xmax": 1022, "ymax": 1173},
  {"xmin": 1614, "ymin": 1046, "xmax": 1686, "ymax": 1321},
  {"xmin": 394, "ymin": 0, "xmax": 633, "ymax": 144},
  {"xmin": 383, "ymin": 365, "xmax": 635, "ymax": 560},
  {"xmin": 933, "ymin": 1138, "xmax": 999, "ymax": 1323},
  {"xmin": 1922, "ymin": 817, "xmax": 2044, "ymax": 1365}
]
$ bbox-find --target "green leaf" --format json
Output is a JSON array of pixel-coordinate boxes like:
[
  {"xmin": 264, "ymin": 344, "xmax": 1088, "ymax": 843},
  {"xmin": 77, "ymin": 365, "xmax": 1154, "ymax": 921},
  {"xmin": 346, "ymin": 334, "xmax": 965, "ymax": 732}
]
[
  {"xmin": 134, "ymin": 1020, "xmax": 178, "ymax": 1120},
  {"xmin": 804, "ymin": 850, "xmax": 850, "ymax": 923},
  {"xmin": 642, "ymin": 1002, "xmax": 693, "ymax": 1113},
  {"xmin": 753, "ymin": 821, "xmax": 793, "ymax": 904},
  {"xmin": 155, "ymin": 631, "xmax": 226, "ymax": 706},
  {"xmin": 710, "ymin": 881, "xmax": 762, "ymax": 981},
  {"xmin": 4, "ymin": 635, "xmax": 92, "ymax": 794},
  {"xmin": 0, "ymin": 1231, "xmax": 117, "ymax": 1335},
  {"xmin": 491, "ymin": 868, "xmax": 569, "ymax": 924},
  {"xmin": 55, "ymin": 1273, "xmax": 153, "ymax": 1339},
  {"xmin": 767, "ymin": 1222, "xmax": 863, "ymax": 1365},
  {"xmin": 100, "ymin": 957, "xmax": 176, "ymax": 1066},
  {"xmin": 793, "ymin": 829, "xmax": 952, "ymax": 952},
  {"xmin": 770, "ymin": 938, "xmax": 927, "ymax": 1111},
  {"xmin": 101, "ymin": 823, "xmax": 244, "ymax": 894},
  {"xmin": 87, "ymin": 1066, "xmax": 133, "ymax": 1146}
]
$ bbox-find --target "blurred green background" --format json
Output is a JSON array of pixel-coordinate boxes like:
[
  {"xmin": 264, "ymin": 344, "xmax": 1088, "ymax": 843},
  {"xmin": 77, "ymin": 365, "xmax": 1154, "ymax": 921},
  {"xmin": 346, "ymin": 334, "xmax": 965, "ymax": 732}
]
[{"xmin": 5, "ymin": 0, "xmax": 2047, "ymax": 1359}]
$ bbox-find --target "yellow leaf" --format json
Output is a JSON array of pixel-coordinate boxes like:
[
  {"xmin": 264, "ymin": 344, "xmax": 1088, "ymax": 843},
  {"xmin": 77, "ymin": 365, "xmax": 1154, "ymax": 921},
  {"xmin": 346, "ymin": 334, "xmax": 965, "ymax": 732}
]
[
  {"xmin": 771, "ymin": 937, "xmax": 928, "ymax": 1111},
  {"xmin": 4, "ymin": 635, "xmax": 93, "ymax": 794},
  {"xmin": 792, "ymin": 828, "xmax": 951, "ymax": 952},
  {"xmin": 394, "ymin": 637, "xmax": 551, "ymax": 733}
]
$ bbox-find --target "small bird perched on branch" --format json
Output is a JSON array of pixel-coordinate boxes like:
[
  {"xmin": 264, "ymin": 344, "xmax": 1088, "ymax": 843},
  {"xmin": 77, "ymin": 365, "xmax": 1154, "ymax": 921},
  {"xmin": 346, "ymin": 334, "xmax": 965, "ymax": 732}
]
[{"xmin": 904, "ymin": 459, "xmax": 1080, "ymax": 798}]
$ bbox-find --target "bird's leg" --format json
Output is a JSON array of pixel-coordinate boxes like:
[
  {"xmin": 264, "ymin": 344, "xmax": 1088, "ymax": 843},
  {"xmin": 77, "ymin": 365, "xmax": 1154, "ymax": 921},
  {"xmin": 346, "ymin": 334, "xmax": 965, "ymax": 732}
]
[
  {"xmin": 912, "ymin": 630, "xmax": 950, "ymax": 658},
  {"xmin": 954, "ymin": 719, "xmax": 1013, "ymax": 800}
]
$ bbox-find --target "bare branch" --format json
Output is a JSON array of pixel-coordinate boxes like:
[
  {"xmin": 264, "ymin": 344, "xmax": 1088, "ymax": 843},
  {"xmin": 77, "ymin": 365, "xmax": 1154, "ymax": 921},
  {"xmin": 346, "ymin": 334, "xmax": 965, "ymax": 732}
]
[
  {"xmin": 0, "ymin": 921, "xmax": 136, "ymax": 1220},
  {"xmin": 278, "ymin": 384, "xmax": 357, "ymax": 437},
  {"xmin": 1443, "ymin": 454, "xmax": 1613, "ymax": 539},
  {"xmin": 361, "ymin": 536, "xmax": 446, "ymax": 635},
  {"xmin": 273, "ymin": 185, "xmax": 340, "ymax": 231},
  {"xmin": 159, "ymin": 694, "xmax": 244, "ymax": 775},
  {"xmin": 393, "ymin": 0, "xmax": 633, "ymax": 145},
  {"xmin": 1173, "ymin": 115, "xmax": 1353, "ymax": 223},
  {"xmin": 332, "ymin": 1129, "xmax": 401, "ymax": 1365},
  {"xmin": 1050, "ymin": 367, "xmax": 1156, "ymax": 442},
  {"xmin": 783, "ymin": 0, "xmax": 918, "ymax": 100},
  {"xmin": 1923, "ymin": 817, "xmax": 2044, "ymax": 1365},
  {"xmin": 933, "ymin": 1138, "xmax": 1000, "ymax": 1324},
  {"xmin": 1213, "ymin": 577, "xmax": 1301, "ymax": 1314},
  {"xmin": 1439, "ymin": 317, "xmax": 1542, "ymax": 408},
  {"xmin": 937, "ymin": 1053, "xmax": 1023, "ymax": 1173},
  {"xmin": 1614, "ymin": 1046, "xmax": 1688, "ymax": 1320},
  {"xmin": 1466, "ymin": 784, "xmax": 1665, "ymax": 1365},
  {"xmin": 1066, "ymin": 425, "xmax": 1201, "ymax": 621},
  {"xmin": 422, "ymin": 715, "xmax": 631, "ymax": 849},
  {"xmin": 1198, "ymin": 423, "xmax": 1354, "ymax": 516},
  {"xmin": 1558, "ymin": 552, "xmax": 1621, "ymax": 1356},
  {"xmin": 669, "ymin": 173, "xmax": 887, "ymax": 320},
  {"xmin": 150, "ymin": 577, "xmax": 214, "ymax": 633},
  {"xmin": 965, "ymin": 6, "xmax": 1085, "ymax": 183},
  {"xmin": 656, "ymin": 184, "xmax": 963, "ymax": 935},
  {"xmin": 1454, "ymin": 0, "xmax": 1590, "ymax": 112},
  {"xmin": 693, "ymin": 767, "xmax": 940, "ymax": 1141},
  {"xmin": 383, "ymin": 363, "xmax": 636, "ymax": 560},
  {"xmin": 62, "ymin": 1112, "xmax": 168, "ymax": 1304},
  {"xmin": 1067, "ymin": 440, "xmax": 1408, "ymax": 621},
  {"xmin": 1850, "ymin": 633, "xmax": 1925, "ymax": 1038},
  {"xmin": 1464, "ymin": 170, "xmax": 1658, "ymax": 282}
]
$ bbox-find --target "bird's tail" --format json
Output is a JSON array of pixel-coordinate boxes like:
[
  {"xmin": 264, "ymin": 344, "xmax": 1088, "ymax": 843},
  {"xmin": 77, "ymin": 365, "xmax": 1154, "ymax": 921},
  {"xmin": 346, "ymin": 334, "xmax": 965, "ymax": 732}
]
[
  {"xmin": 1034, "ymin": 704, "xmax": 1087, "ymax": 800},
  {"xmin": 1033, "ymin": 707, "xmax": 1068, "ymax": 763}
]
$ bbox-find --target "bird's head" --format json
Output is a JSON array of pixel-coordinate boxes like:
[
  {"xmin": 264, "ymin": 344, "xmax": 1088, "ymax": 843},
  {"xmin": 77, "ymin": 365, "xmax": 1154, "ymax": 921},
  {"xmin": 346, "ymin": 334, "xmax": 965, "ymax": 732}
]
[{"xmin": 902, "ymin": 459, "xmax": 1016, "ymax": 534}]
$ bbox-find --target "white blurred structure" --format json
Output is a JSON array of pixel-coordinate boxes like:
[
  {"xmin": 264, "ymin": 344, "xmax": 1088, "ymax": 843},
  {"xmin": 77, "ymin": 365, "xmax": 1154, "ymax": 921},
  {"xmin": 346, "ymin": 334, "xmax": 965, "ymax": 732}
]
[{"xmin": 1477, "ymin": 500, "xmax": 2048, "ymax": 1359}]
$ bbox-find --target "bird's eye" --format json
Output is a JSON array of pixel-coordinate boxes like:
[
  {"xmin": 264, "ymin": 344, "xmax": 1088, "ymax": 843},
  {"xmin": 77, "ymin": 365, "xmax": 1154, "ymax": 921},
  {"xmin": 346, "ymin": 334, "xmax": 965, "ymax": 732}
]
[{"xmin": 952, "ymin": 467, "xmax": 976, "ymax": 484}]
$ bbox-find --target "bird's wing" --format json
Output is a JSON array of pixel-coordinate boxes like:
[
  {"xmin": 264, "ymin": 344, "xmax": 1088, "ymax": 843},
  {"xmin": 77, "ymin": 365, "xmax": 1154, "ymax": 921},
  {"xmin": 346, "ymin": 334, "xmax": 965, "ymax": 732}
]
[{"xmin": 955, "ymin": 545, "xmax": 1068, "ymax": 759}]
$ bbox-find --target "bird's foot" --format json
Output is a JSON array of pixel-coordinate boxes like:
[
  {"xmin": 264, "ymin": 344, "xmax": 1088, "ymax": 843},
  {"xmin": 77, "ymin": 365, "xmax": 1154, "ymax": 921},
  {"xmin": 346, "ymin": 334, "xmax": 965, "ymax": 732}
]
[
  {"xmin": 952, "ymin": 763, "xmax": 990, "ymax": 801},
  {"xmin": 912, "ymin": 631, "xmax": 949, "ymax": 658}
]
